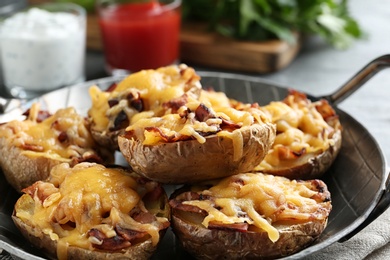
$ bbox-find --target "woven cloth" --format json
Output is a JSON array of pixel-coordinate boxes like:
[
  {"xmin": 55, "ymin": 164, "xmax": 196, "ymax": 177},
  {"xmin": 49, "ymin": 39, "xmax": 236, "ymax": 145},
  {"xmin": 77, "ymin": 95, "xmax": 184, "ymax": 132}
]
[{"xmin": 306, "ymin": 207, "xmax": 390, "ymax": 260}]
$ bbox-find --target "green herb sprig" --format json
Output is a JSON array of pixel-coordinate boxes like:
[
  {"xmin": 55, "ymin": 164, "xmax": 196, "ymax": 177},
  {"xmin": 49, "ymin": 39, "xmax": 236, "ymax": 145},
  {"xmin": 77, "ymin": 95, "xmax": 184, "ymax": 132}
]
[{"xmin": 182, "ymin": 0, "xmax": 363, "ymax": 49}]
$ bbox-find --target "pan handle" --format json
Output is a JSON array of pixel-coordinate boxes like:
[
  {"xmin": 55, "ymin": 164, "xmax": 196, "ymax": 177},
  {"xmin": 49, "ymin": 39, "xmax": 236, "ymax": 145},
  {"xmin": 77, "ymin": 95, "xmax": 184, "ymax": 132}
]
[
  {"xmin": 324, "ymin": 54, "xmax": 390, "ymax": 105},
  {"xmin": 339, "ymin": 172, "xmax": 390, "ymax": 242}
]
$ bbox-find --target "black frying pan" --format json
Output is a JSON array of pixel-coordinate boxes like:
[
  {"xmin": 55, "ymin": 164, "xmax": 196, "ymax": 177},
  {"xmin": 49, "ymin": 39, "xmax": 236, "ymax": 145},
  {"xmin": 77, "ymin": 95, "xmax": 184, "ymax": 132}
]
[{"xmin": 0, "ymin": 55, "xmax": 389, "ymax": 259}]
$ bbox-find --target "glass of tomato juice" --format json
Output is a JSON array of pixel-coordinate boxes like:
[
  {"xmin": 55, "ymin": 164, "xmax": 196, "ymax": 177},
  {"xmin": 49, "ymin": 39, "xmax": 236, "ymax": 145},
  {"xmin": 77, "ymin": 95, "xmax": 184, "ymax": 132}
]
[{"xmin": 96, "ymin": 0, "xmax": 181, "ymax": 75}]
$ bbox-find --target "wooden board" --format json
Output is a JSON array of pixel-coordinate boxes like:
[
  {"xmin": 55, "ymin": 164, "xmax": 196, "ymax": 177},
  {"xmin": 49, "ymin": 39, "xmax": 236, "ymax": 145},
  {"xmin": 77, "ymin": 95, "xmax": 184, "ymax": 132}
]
[
  {"xmin": 179, "ymin": 23, "xmax": 300, "ymax": 74},
  {"xmin": 86, "ymin": 17, "xmax": 300, "ymax": 74}
]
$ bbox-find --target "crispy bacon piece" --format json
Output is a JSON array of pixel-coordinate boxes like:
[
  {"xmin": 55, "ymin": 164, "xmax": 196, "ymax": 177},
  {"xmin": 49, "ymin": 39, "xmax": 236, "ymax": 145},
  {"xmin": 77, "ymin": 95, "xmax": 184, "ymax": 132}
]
[
  {"xmin": 315, "ymin": 99, "xmax": 339, "ymax": 123},
  {"xmin": 127, "ymin": 92, "xmax": 143, "ymax": 112},
  {"xmin": 70, "ymin": 153, "xmax": 104, "ymax": 165},
  {"xmin": 22, "ymin": 109, "xmax": 52, "ymax": 123},
  {"xmin": 115, "ymin": 226, "xmax": 148, "ymax": 242},
  {"xmin": 169, "ymin": 200, "xmax": 207, "ymax": 216},
  {"xmin": 88, "ymin": 228, "xmax": 132, "ymax": 251},
  {"xmin": 220, "ymin": 118, "xmax": 241, "ymax": 131},
  {"xmin": 277, "ymin": 146, "xmax": 307, "ymax": 160},
  {"xmin": 108, "ymin": 99, "xmax": 119, "ymax": 108},
  {"xmin": 110, "ymin": 110, "xmax": 129, "ymax": 131},
  {"xmin": 162, "ymin": 94, "xmax": 188, "ymax": 114},
  {"xmin": 195, "ymin": 103, "xmax": 214, "ymax": 122},
  {"xmin": 57, "ymin": 131, "xmax": 68, "ymax": 143},
  {"xmin": 208, "ymin": 221, "xmax": 249, "ymax": 232},
  {"xmin": 283, "ymin": 89, "xmax": 310, "ymax": 106},
  {"xmin": 105, "ymin": 83, "xmax": 118, "ymax": 92},
  {"xmin": 22, "ymin": 181, "xmax": 58, "ymax": 202}
]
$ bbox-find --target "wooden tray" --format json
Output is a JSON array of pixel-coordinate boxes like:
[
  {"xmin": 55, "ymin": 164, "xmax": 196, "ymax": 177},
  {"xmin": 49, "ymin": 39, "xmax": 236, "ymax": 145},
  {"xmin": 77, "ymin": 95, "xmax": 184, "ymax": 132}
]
[{"xmin": 179, "ymin": 23, "xmax": 300, "ymax": 73}]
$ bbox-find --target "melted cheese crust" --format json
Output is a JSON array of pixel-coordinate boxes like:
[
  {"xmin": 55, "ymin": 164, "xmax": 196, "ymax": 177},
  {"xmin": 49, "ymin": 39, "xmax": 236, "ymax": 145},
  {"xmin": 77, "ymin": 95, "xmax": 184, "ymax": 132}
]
[
  {"xmin": 255, "ymin": 92, "xmax": 340, "ymax": 170},
  {"xmin": 88, "ymin": 64, "xmax": 202, "ymax": 133},
  {"xmin": 14, "ymin": 163, "xmax": 169, "ymax": 259},
  {"xmin": 181, "ymin": 173, "xmax": 331, "ymax": 242},
  {"xmin": 0, "ymin": 103, "xmax": 100, "ymax": 162}
]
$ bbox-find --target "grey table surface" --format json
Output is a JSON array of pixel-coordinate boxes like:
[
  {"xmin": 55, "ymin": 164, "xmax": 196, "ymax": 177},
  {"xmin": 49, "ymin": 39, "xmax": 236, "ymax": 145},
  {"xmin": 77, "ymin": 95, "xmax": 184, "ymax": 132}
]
[{"xmin": 1, "ymin": 0, "xmax": 389, "ymax": 259}]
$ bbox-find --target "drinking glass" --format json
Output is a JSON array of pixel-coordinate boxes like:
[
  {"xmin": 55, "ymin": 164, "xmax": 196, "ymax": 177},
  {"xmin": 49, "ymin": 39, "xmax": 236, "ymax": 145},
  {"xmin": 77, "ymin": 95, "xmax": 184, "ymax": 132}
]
[
  {"xmin": 0, "ymin": 2, "xmax": 86, "ymax": 99},
  {"xmin": 96, "ymin": 0, "xmax": 181, "ymax": 75}
]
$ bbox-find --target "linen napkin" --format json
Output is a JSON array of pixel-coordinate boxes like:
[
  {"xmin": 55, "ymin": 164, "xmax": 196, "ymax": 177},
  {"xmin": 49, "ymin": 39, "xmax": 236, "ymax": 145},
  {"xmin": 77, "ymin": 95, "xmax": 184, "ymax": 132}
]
[{"xmin": 306, "ymin": 207, "xmax": 390, "ymax": 260}]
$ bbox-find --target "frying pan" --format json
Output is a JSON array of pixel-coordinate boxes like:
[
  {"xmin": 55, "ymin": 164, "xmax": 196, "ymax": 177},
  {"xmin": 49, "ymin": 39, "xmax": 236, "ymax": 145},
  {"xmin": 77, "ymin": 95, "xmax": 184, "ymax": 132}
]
[{"xmin": 0, "ymin": 55, "xmax": 389, "ymax": 259}]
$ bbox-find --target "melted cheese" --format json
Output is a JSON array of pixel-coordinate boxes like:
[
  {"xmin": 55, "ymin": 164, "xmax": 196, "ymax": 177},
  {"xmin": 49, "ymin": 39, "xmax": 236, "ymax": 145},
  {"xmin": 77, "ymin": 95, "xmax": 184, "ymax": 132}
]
[
  {"xmin": 255, "ymin": 95, "xmax": 338, "ymax": 171},
  {"xmin": 15, "ymin": 163, "xmax": 168, "ymax": 260},
  {"xmin": 88, "ymin": 64, "xmax": 202, "ymax": 132},
  {"xmin": 183, "ymin": 173, "xmax": 331, "ymax": 243},
  {"xmin": 0, "ymin": 103, "xmax": 98, "ymax": 162}
]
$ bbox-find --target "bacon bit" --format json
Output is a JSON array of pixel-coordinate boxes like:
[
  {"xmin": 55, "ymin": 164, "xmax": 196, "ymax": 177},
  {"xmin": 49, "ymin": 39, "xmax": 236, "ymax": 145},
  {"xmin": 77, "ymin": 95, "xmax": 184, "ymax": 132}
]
[
  {"xmin": 208, "ymin": 221, "xmax": 249, "ymax": 232},
  {"xmin": 116, "ymin": 226, "xmax": 148, "ymax": 241},
  {"xmin": 88, "ymin": 228, "xmax": 131, "ymax": 251},
  {"xmin": 105, "ymin": 83, "xmax": 118, "ymax": 92},
  {"xmin": 23, "ymin": 109, "xmax": 52, "ymax": 123},
  {"xmin": 127, "ymin": 92, "xmax": 143, "ymax": 112},
  {"xmin": 277, "ymin": 146, "xmax": 306, "ymax": 160},
  {"xmin": 310, "ymin": 180, "xmax": 331, "ymax": 202},
  {"xmin": 122, "ymin": 130, "xmax": 135, "ymax": 139},
  {"xmin": 195, "ymin": 103, "xmax": 214, "ymax": 122},
  {"xmin": 169, "ymin": 199, "xmax": 208, "ymax": 216},
  {"xmin": 58, "ymin": 131, "xmax": 68, "ymax": 143},
  {"xmin": 22, "ymin": 143, "xmax": 44, "ymax": 152},
  {"xmin": 162, "ymin": 94, "xmax": 188, "ymax": 114},
  {"xmin": 110, "ymin": 110, "xmax": 129, "ymax": 131},
  {"xmin": 70, "ymin": 153, "xmax": 104, "ymax": 166},
  {"xmin": 22, "ymin": 181, "xmax": 57, "ymax": 202},
  {"xmin": 130, "ymin": 208, "xmax": 156, "ymax": 224},
  {"xmin": 284, "ymin": 89, "xmax": 310, "ymax": 106},
  {"xmin": 108, "ymin": 99, "xmax": 119, "ymax": 108},
  {"xmin": 315, "ymin": 99, "xmax": 339, "ymax": 122},
  {"xmin": 21, "ymin": 182, "xmax": 40, "ymax": 198},
  {"xmin": 220, "ymin": 118, "xmax": 241, "ymax": 131}
]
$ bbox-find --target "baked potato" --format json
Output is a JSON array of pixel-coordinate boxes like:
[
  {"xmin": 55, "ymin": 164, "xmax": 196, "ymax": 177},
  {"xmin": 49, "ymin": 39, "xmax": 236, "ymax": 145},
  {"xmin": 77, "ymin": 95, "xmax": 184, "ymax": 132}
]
[
  {"xmin": 253, "ymin": 90, "xmax": 342, "ymax": 179},
  {"xmin": 169, "ymin": 172, "xmax": 332, "ymax": 259},
  {"xmin": 118, "ymin": 89, "xmax": 276, "ymax": 184},
  {"xmin": 12, "ymin": 162, "xmax": 170, "ymax": 260},
  {"xmin": 88, "ymin": 64, "xmax": 202, "ymax": 150},
  {"xmin": 0, "ymin": 103, "xmax": 114, "ymax": 192}
]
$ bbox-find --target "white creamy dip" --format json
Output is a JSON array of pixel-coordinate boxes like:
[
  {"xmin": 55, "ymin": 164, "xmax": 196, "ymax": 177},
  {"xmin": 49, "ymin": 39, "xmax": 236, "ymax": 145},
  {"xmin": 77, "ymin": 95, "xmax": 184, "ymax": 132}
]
[{"xmin": 0, "ymin": 6, "xmax": 85, "ymax": 97}]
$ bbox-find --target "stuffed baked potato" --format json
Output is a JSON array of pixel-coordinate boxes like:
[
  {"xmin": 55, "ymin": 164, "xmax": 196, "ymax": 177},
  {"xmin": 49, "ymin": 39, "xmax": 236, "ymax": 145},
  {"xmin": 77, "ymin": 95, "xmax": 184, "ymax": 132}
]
[
  {"xmin": 169, "ymin": 172, "xmax": 332, "ymax": 259},
  {"xmin": 253, "ymin": 90, "xmax": 342, "ymax": 179},
  {"xmin": 0, "ymin": 103, "xmax": 114, "ymax": 192},
  {"xmin": 118, "ymin": 89, "xmax": 276, "ymax": 184},
  {"xmin": 12, "ymin": 163, "xmax": 170, "ymax": 260}
]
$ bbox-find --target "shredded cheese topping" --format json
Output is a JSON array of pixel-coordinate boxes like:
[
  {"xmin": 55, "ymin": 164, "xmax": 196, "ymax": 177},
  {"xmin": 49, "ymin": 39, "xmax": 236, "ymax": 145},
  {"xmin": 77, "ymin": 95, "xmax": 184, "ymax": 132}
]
[
  {"xmin": 255, "ymin": 91, "xmax": 340, "ymax": 171},
  {"xmin": 14, "ymin": 163, "xmax": 169, "ymax": 260},
  {"xmin": 180, "ymin": 173, "xmax": 331, "ymax": 243},
  {"xmin": 0, "ymin": 103, "xmax": 101, "ymax": 162},
  {"xmin": 88, "ymin": 64, "xmax": 202, "ymax": 132}
]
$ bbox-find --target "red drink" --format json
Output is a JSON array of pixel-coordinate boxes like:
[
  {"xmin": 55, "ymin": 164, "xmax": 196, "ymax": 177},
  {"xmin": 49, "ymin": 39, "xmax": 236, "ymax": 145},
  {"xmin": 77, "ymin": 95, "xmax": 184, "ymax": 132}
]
[{"xmin": 98, "ymin": 0, "xmax": 181, "ymax": 73}]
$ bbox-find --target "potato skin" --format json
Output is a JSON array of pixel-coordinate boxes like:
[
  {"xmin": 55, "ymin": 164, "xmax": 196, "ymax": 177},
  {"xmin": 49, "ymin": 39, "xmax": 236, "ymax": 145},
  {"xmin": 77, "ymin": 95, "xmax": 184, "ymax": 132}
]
[
  {"xmin": 91, "ymin": 127, "xmax": 123, "ymax": 151},
  {"xmin": 118, "ymin": 123, "xmax": 276, "ymax": 184},
  {"xmin": 171, "ymin": 213, "xmax": 327, "ymax": 260},
  {"xmin": 0, "ymin": 137, "xmax": 61, "ymax": 192}
]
